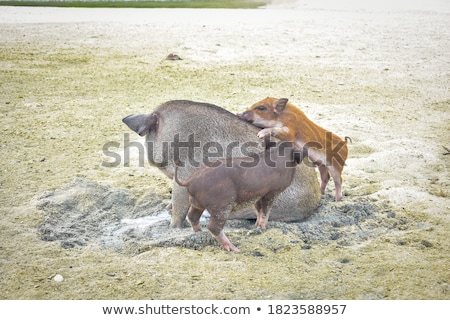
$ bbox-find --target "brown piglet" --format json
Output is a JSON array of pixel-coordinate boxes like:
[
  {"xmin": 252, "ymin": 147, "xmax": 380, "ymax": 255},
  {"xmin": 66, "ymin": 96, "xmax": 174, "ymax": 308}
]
[
  {"xmin": 174, "ymin": 140, "xmax": 306, "ymax": 252},
  {"xmin": 238, "ymin": 97, "xmax": 350, "ymax": 201}
]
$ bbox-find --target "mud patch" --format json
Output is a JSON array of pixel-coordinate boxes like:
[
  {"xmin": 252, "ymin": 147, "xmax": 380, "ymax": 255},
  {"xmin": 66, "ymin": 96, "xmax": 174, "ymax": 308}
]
[
  {"xmin": 36, "ymin": 178, "xmax": 170, "ymax": 249},
  {"xmin": 36, "ymin": 178, "xmax": 405, "ymax": 253}
]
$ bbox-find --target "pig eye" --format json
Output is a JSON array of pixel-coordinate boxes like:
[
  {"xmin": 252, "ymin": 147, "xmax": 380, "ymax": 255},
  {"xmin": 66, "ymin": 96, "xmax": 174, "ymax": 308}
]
[{"xmin": 256, "ymin": 105, "xmax": 267, "ymax": 111}]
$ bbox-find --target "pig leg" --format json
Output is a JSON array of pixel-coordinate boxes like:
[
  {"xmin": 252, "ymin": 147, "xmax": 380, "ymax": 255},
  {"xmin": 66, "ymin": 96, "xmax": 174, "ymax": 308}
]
[
  {"xmin": 187, "ymin": 202, "xmax": 204, "ymax": 232},
  {"xmin": 207, "ymin": 211, "xmax": 239, "ymax": 252},
  {"xmin": 254, "ymin": 192, "xmax": 278, "ymax": 229},
  {"xmin": 257, "ymin": 128, "xmax": 273, "ymax": 139},
  {"xmin": 318, "ymin": 164, "xmax": 330, "ymax": 195},
  {"xmin": 328, "ymin": 166, "xmax": 344, "ymax": 201},
  {"xmin": 170, "ymin": 182, "xmax": 191, "ymax": 228},
  {"xmin": 257, "ymin": 126, "xmax": 293, "ymax": 141},
  {"xmin": 254, "ymin": 201, "xmax": 264, "ymax": 228}
]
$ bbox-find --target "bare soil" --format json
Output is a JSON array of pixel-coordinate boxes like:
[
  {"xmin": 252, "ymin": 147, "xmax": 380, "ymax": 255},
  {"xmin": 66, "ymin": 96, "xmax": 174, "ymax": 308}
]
[{"xmin": 0, "ymin": 4, "xmax": 449, "ymax": 299}]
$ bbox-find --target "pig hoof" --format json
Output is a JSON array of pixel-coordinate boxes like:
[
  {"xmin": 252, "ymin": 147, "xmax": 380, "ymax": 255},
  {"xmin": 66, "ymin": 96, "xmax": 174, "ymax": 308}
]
[
  {"xmin": 216, "ymin": 232, "xmax": 240, "ymax": 252},
  {"xmin": 170, "ymin": 219, "xmax": 187, "ymax": 228},
  {"xmin": 254, "ymin": 222, "xmax": 267, "ymax": 230},
  {"xmin": 170, "ymin": 222, "xmax": 182, "ymax": 228},
  {"xmin": 223, "ymin": 244, "xmax": 240, "ymax": 252},
  {"xmin": 257, "ymin": 128, "xmax": 271, "ymax": 138}
]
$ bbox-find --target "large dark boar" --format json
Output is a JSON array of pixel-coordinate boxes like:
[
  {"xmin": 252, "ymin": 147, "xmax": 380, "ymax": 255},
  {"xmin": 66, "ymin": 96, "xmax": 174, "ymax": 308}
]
[{"xmin": 122, "ymin": 100, "xmax": 321, "ymax": 227}]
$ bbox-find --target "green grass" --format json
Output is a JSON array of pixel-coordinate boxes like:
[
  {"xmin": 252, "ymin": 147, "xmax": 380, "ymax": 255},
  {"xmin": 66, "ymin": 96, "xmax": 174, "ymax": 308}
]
[{"xmin": 0, "ymin": 0, "xmax": 267, "ymax": 9}]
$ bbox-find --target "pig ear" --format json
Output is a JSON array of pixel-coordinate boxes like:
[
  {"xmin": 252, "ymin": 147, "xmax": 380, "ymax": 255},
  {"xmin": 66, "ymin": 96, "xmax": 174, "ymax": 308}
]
[
  {"xmin": 122, "ymin": 113, "xmax": 158, "ymax": 136},
  {"xmin": 274, "ymin": 98, "xmax": 288, "ymax": 114}
]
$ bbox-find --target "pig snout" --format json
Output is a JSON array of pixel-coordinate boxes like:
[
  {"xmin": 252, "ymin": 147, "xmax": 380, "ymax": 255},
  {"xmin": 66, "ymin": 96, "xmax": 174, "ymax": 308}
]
[{"xmin": 237, "ymin": 110, "xmax": 254, "ymax": 123}]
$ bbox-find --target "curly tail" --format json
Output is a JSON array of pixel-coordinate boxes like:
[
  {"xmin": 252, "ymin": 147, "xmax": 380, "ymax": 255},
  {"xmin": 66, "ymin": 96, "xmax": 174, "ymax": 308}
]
[
  {"xmin": 345, "ymin": 136, "xmax": 353, "ymax": 143},
  {"xmin": 174, "ymin": 165, "xmax": 189, "ymax": 187}
]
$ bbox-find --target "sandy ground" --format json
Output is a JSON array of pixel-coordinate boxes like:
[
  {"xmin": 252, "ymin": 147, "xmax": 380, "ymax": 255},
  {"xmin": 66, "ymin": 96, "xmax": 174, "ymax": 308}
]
[{"xmin": 0, "ymin": 2, "xmax": 449, "ymax": 299}]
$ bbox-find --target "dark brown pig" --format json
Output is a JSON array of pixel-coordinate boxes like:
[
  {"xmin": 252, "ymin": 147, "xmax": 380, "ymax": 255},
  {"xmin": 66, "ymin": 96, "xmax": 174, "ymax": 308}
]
[
  {"xmin": 122, "ymin": 100, "xmax": 321, "ymax": 228},
  {"xmin": 174, "ymin": 141, "xmax": 306, "ymax": 252}
]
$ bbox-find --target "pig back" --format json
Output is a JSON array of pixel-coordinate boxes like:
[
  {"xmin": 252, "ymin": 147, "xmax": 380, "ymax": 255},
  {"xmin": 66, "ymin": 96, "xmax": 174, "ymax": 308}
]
[
  {"xmin": 150, "ymin": 100, "xmax": 262, "ymax": 175},
  {"xmin": 147, "ymin": 100, "xmax": 320, "ymax": 222}
]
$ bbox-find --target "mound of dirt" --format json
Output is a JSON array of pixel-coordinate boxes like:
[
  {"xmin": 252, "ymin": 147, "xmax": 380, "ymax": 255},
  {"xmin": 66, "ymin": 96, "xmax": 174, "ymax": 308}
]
[{"xmin": 36, "ymin": 178, "xmax": 404, "ymax": 253}]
